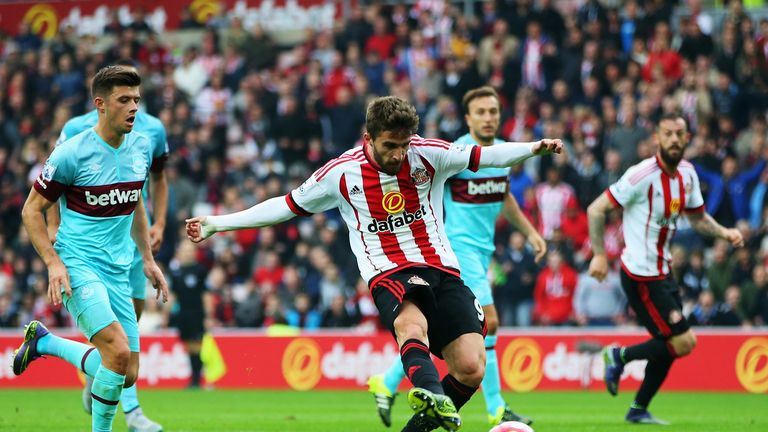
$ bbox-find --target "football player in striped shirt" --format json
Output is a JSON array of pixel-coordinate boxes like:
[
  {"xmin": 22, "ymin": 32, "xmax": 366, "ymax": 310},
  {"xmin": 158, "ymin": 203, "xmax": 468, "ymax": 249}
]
[
  {"xmin": 367, "ymin": 87, "xmax": 545, "ymax": 428},
  {"xmin": 587, "ymin": 112, "xmax": 743, "ymax": 424},
  {"xmin": 186, "ymin": 96, "xmax": 561, "ymax": 431}
]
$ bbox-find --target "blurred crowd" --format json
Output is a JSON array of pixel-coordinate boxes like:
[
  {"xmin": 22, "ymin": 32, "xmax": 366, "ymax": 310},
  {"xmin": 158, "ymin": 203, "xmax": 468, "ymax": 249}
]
[{"xmin": 1, "ymin": 0, "xmax": 768, "ymax": 334}]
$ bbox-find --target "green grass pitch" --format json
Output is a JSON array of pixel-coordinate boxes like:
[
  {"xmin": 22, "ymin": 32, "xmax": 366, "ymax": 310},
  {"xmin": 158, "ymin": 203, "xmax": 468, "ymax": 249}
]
[{"xmin": 0, "ymin": 389, "xmax": 765, "ymax": 431}]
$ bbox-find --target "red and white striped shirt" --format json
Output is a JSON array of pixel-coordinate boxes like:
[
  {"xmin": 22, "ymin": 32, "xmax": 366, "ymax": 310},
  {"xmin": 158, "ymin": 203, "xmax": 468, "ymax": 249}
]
[
  {"xmin": 286, "ymin": 135, "xmax": 481, "ymax": 287},
  {"xmin": 606, "ymin": 155, "xmax": 705, "ymax": 280}
]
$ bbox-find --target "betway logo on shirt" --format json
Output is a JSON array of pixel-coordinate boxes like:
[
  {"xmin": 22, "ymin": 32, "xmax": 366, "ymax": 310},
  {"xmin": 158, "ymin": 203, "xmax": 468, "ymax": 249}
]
[
  {"xmin": 85, "ymin": 189, "xmax": 141, "ymax": 206},
  {"xmin": 66, "ymin": 181, "xmax": 145, "ymax": 217},
  {"xmin": 468, "ymin": 179, "xmax": 507, "ymax": 195},
  {"xmin": 367, "ymin": 205, "xmax": 427, "ymax": 233},
  {"xmin": 450, "ymin": 176, "xmax": 508, "ymax": 204}
]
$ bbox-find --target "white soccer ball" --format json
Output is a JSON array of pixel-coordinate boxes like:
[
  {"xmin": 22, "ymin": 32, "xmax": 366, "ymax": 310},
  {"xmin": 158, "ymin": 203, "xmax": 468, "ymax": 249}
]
[{"xmin": 489, "ymin": 421, "xmax": 535, "ymax": 432}]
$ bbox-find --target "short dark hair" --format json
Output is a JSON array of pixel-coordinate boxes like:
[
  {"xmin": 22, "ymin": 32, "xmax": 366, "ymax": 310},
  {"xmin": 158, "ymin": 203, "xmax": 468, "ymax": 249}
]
[
  {"xmin": 658, "ymin": 112, "xmax": 688, "ymax": 130},
  {"xmin": 365, "ymin": 96, "xmax": 419, "ymax": 140},
  {"xmin": 462, "ymin": 86, "xmax": 500, "ymax": 114},
  {"xmin": 91, "ymin": 65, "xmax": 141, "ymax": 98}
]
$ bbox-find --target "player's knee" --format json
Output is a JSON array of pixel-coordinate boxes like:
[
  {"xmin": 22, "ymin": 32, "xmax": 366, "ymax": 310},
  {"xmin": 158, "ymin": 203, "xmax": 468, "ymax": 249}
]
[
  {"xmin": 451, "ymin": 355, "xmax": 485, "ymax": 387},
  {"xmin": 104, "ymin": 344, "xmax": 131, "ymax": 372},
  {"xmin": 393, "ymin": 315, "xmax": 427, "ymax": 341},
  {"xmin": 670, "ymin": 332, "xmax": 697, "ymax": 357},
  {"xmin": 677, "ymin": 333, "xmax": 697, "ymax": 357}
]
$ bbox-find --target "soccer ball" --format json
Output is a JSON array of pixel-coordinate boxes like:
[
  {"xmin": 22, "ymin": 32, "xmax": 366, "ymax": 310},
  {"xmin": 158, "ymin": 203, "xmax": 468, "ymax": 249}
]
[{"xmin": 489, "ymin": 421, "xmax": 535, "ymax": 432}]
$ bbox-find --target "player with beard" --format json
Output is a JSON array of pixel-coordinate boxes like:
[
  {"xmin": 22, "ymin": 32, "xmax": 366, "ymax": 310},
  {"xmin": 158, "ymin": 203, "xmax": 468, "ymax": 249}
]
[
  {"xmin": 367, "ymin": 87, "xmax": 544, "ymax": 428},
  {"xmin": 587, "ymin": 112, "xmax": 744, "ymax": 424},
  {"xmin": 186, "ymin": 96, "xmax": 562, "ymax": 431}
]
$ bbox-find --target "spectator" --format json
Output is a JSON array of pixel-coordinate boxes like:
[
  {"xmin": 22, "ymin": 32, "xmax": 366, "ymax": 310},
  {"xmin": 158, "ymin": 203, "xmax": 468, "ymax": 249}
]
[
  {"xmin": 173, "ymin": 47, "xmax": 208, "ymax": 99},
  {"xmin": 321, "ymin": 294, "xmax": 358, "ymax": 328},
  {"xmin": 534, "ymin": 166, "xmax": 576, "ymax": 240},
  {"xmin": 285, "ymin": 292, "xmax": 321, "ymax": 330},
  {"xmin": 573, "ymin": 268, "xmax": 626, "ymax": 326},
  {"xmin": 695, "ymin": 156, "xmax": 766, "ymax": 228},
  {"xmin": 688, "ymin": 290, "xmax": 742, "ymax": 326},
  {"xmin": 533, "ymin": 249, "xmax": 577, "ymax": 326},
  {"xmin": 680, "ymin": 249, "xmax": 710, "ymax": 305},
  {"xmin": 495, "ymin": 232, "xmax": 539, "ymax": 327}
]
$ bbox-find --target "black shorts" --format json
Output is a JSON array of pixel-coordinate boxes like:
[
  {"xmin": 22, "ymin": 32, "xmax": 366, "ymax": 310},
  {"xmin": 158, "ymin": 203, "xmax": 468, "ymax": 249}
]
[
  {"xmin": 620, "ymin": 269, "xmax": 690, "ymax": 339},
  {"xmin": 371, "ymin": 266, "xmax": 486, "ymax": 359},
  {"xmin": 176, "ymin": 310, "xmax": 205, "ymax": 342}
]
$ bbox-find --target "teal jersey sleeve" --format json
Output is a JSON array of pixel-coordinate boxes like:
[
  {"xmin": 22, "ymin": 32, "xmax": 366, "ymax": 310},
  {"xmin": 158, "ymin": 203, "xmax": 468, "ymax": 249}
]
[{"xmin": 33, "ymin": 141, "xmax": 78, "ymax": 202}]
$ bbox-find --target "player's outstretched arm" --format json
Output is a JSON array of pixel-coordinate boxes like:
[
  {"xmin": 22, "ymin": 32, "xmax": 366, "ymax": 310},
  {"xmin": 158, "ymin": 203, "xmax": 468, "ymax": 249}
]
[
  {"xmin": 587, "ymin": 192, "xmax": 614, "ymax": 281},
  {"xmin": 21, "ymin": 189, "xmax": 71, "ymax": 305},
  {"xmin": 687, "ymin": 211, "xmax": 745, "ymax": 248},
  {"xmin": 186, "ymin": 196, "xmax": 298, "ymax": 243},
  {"xmin": 502, "ymin": 192, "xmax": 547, "ymax": 262},
  {"xmin": 477, "ymin": 139, "xmax": 563, "ymax": 169}
]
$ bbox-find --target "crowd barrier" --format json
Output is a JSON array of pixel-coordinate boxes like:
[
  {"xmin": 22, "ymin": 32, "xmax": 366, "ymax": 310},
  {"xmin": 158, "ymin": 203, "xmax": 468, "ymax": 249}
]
[{"xmin": 1, "ymin": 328, "xmax": 766, "ymax": 393}]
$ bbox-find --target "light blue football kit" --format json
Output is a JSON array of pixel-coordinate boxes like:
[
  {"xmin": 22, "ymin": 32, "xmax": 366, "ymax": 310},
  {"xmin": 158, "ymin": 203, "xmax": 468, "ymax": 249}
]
[
  {"xmin": 377, "ymin": 133, "xmax": 514, "ymax": 420},
  {"xmin": 37, "ymin": 129, "xmax": 155, "ymax": 352},
  {"xmin": 58, "ymin": 110, "xmax": 169, "ymax": 300},
  {"xmin": 444, "ymin": 134, "xmax": 508, "ymax": 307},
  {"xmin": 33, "ymin": 127, "xmax": 154, "ymax": 431}
]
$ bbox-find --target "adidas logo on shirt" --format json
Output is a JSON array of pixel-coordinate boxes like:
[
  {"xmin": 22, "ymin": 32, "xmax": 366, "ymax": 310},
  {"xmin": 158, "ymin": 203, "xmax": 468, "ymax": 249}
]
[{"xmin": 350, "ymin": 185, "xmax": 363, "ymax": 196}]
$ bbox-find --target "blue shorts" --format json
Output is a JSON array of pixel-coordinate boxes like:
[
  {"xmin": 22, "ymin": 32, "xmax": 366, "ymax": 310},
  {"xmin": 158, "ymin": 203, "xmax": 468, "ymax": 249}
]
[
  {"xmin": 62, "ymin": 259, "xmax": 140, "ymax": 352},
  {"xmin": 454, "ymin": 245, "xmax": 493, "ymax": 306},
  {"xmin": 129, "ymin": 250, "xmax": 147, "ymax": 300}
]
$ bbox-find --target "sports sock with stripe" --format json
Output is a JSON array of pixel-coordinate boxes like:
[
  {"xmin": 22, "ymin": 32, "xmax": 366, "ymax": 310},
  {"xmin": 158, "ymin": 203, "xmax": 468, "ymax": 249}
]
[
  {"xmin": 441, "ymin": 374, "xmax": 478, "ymax": 411},
  {"xmin": 91, "ymin": 365, "xmax": 125, "ymax": 432},
  {"xmin": 37, "ymin": 334, "xmax": 101, "ymax": 377},
  {"xmin": 400, "ymin": 339, "xmax": 443, "ymax": 394}
]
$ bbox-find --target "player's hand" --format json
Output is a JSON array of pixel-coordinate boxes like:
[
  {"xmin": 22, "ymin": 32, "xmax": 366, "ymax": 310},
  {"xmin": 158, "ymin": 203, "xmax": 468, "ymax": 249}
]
[
  {"xmin": 588, "ymin": 253, "xmax": 609, "ymax": 282},
  {"xmin": 527, "ymin": 231, "xmax": 547, "ymax": 263},
  {"xmin": 149, "ymin": 223, "xmax": 164, "ymax": 254},
  {"xmin": 144, "ymin": 261, "xmax": 169, "ymax": 303},
  {"xmin": 47, "ymin": 259, "xmax": 71, "ymax": 306},
  {"xmin": 185, "ymin": 216, "xmax": 214, "ymax": 243},
  {"xmin": 532, "ymin": 138, "xmax": 563, "ymax": 155},
  {"xmin": 723, "ymin": 228, "xmax": 745, "ymax": 248}
]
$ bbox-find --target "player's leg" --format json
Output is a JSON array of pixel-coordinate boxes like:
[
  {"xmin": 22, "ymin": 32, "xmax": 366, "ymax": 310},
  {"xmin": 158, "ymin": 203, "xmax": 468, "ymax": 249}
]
[
  {"xmin": 12, "ymin": 319, "xmax": 102, "ymax": 377},
  {"xmin": 114, "ymin": 268, "xmax": 163, "ymax": 432},
  {"xmin": 407, "ymin": 272, "xmax": 486, "ymax": 431},
  {"xmin": 184, "ymin": 338, "xmax": 204, "ymax": 388},
  {"xmin": 372, "ymin": 271, "xmax": 455, "ymax": 430},
  {"xmin": 367, "ymin": 356, "xmax": 404, "ymax": 427},
  {"xmin": 460, "ymin": 248, "xmax": 532, "ymax": 425},
  {"xmin": 90, "ymin": 321, "xmax": 131, "ymax": 432},
  {"xmin": 606, "ymin": 273, "xmax": 691, "ymax": 424},
  {"xmin": 13, "ymin": 277, "xmax": 117, "ymax": 379}
]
